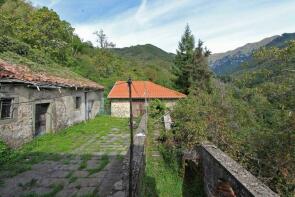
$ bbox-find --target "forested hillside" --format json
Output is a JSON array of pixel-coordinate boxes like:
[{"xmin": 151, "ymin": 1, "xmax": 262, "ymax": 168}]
[
  {"xmin": 210, "ymin": 33, "xmax": 295, "ymax": 75},
  {"xmin": 167, "ymin": 26, "xmax": 294, "ymax": 196},
  {"xmin": 111, "ymin": 44, "xmax": 176, "ymax": 88},
  {"xmin": 0, "ymin": 0, "xmax": 175, "ymax": 95}
]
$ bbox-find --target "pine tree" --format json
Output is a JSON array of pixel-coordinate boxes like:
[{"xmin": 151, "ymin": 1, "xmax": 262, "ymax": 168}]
[
  {"xmin": 174, "ymin": 25, "xmax": 211, "ymax": 94},
  {"xmin": 174, "ymin": 24, "xmax": 195, "ymax": 94},
  {"xmin": 191, "ymin": 39, "xmax": 211, "ymax": 92}
]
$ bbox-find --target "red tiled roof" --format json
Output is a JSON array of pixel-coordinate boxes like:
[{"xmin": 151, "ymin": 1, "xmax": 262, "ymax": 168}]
[
  {"xmin": 107, "ymin": 81, "xmax": 186, "ymax": 99},
  {"xmin": 0, "ymin": 60, "xmax": 104, "ymax": 90}
]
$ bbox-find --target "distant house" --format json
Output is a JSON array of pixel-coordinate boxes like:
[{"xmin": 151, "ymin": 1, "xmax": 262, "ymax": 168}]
[
  {"xmin": 107, "ymin": 81, "xmax": 186, "ymax": 117},
  {"xmin": 0, "ymin": 60, "xmax": 104, "ymax": 147}
]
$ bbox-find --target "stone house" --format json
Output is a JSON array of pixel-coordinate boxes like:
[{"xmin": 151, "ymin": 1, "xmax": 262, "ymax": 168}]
[
  {"xmin": 107, "ymin": 81, "xmax": 186, "ymax": 117},
  {"xmin": 0, "ymin": 60, "xmax": 104, "ymax": 147}
]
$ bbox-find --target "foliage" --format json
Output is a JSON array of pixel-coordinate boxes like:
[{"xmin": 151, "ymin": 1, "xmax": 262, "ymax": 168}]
[
  {"xmin": 93, "ymin": 29, "xmax": 115, "ymax": 48},
  {"xmin": 149, "ymin": 99, "xmax": 166, "ymax": 118},
  {"xmin": 111, "ymin": 44, "xmax": 176, "ymax": 89},
  {"xmin": 0, "ymin": 139, "xmax": 11, "ymax": 165},
  {"xmin": 171, "ymin": 41, "xmax": 295, "ymax": 196},
  {"xmin": 142, "ymin": 117, "xmax": 202, "ymax": 197},
  {"xmin": 210, "ymin": 33, "xmax": 295, "ymax": 75},
  {"xmin": 0, "ymin": 0, "xmax": 175, "ymax": 104},
  {"xmin": 0, "ymin": 36, "xmax": 30, "ymax": 55},
  {"xmin": 174, "ymin": 25, "xmax": 211, "ymax": 93}
]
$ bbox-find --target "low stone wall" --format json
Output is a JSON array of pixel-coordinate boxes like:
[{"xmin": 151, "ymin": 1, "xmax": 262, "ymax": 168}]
[
  {"xmin": 121, "ymin": 114, "xmax": 147, "ymax": 197},
  {"xmin": 199, "ymin": 144, "xmax": 279, "ymax": 197}
]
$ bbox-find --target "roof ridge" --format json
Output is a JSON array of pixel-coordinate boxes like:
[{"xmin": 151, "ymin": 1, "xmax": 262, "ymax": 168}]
[
  {"xmin": 0, "ymin": 60, "xmax": 104, "ymax": 90},
  {"xmin": 108, "ymin": 80, "xmax": 186, "ymax": 99}
]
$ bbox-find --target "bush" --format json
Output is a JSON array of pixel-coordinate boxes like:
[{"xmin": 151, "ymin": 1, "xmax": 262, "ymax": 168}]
[
  {"xmin": 0, "ymin": 36, "xmax": 30, "ymax": 56},
  {"xmin": 149, "ymin": 99, "xmax": 166, "ymax": 118},
  {"xmin": 0, "ymin": 139, "xmax": 11, "ymax": 165}
]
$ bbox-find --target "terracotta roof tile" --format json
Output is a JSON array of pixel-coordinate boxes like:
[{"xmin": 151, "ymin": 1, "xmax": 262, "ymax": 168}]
[
  {"xmin": 107, "ymin": 81, "xmax": 186, "ymax": 99},
  {"xmin": 0, "ymin": 60, "xmax": 104, "ymax": 90}
]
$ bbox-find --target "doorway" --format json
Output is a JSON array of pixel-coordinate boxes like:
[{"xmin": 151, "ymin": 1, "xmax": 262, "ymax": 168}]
[{"xmin": 35, "ymin": 103, "xmax": 50, "ymax": 136}]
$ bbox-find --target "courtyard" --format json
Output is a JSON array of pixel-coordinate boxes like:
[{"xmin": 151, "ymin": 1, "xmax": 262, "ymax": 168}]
[{"xmin": 0, "ymin": 116, "xmax": 130, "ymax": 197}]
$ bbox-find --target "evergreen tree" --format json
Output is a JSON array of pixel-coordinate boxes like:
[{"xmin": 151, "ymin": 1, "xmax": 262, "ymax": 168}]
[
  {"xmin": 191, "ymin": 39, "xmax": 211, "ymax": 92},
  {"xmin": 174, "ymin": 24, "xmax": 195, "ymax": 94},
  {"xmin": 174, "ymin": 25, "xmax": 211, "ymax": 94}
]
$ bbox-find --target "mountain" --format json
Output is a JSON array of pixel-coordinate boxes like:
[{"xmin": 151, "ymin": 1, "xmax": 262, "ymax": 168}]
[
  {"xmin": 111, "ymin": 44, "xmax": 176, "ymax": 88},
  {"xmin": 210, "ymin": 33, "xmax": 295, "ymax": 75},
  {"xmin": 111, "ymin": 44, "xmax": 175, "ymax": 68}
]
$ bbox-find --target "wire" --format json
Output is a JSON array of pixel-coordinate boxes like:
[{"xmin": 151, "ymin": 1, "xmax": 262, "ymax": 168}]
[{"xmin": 131, "ymin": 83, "xmax": 141, "ymax": 98}]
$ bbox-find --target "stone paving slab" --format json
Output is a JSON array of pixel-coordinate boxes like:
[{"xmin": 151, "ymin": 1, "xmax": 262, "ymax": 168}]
[{"xmin": 0, "ymin": 125, "xmax": 130, "ymax": 197}]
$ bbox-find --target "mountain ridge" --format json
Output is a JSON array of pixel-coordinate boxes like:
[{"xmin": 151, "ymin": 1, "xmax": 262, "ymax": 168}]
[
  {"xmin": 209, "ymin": 33, "xmax": 295, "ymax": 75},
  {"xmin": 110, "ymin": 44, "xmax": 176, "ymax": 88}
]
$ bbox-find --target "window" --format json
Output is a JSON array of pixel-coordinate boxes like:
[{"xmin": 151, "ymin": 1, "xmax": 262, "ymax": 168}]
[
  {"xmin": 0, "ymin": 98, "xmax": 13, "ymax": 119},
  {"xmin": 75, "ymin": 96, "xmax": 81, "ymax": 109}
]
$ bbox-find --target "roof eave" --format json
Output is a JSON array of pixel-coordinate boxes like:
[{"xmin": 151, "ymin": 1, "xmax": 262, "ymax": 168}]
[{"xmin": 0, "ymin": 78, "xmax": 104, "ymax": 90}]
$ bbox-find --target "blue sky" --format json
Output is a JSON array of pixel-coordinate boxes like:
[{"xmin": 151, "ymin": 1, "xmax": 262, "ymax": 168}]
[{"xmin": 31, "ymin": 0, "xmax": 295, "ymax": 53}]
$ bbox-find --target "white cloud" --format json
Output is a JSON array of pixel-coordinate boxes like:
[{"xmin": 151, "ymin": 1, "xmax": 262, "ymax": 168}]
[
  {"xmin": 73, "ymin": 0, "xmax": 295, "ymax": 53},
  {"xmin": 31, "ymin": 0, "xmax": 60, "ymax": 8}
]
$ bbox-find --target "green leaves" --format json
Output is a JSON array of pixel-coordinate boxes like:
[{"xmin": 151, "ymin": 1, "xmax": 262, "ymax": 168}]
[{"xmin": 174, "ymin": 25, "xmax": 212, "ymax": 94}]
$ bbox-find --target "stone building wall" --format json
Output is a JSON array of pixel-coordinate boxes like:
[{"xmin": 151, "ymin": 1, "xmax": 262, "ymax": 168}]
[
  {"xmin": 0, "ymin": 84, "xmax": 103, "ymax": 147},
  {"xmin": 111, "ymin": 100, "xmax": 130, "ymax": 118},
  {"xmin": 110, "ymin": 99, "xmax": 178, "ymax": 117}
]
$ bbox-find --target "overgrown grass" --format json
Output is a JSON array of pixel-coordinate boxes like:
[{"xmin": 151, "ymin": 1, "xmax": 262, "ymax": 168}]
[
  {"xmin": 87, "ymin": 155, "xmax": 109, "ymax": 175},
  {"xmin": 0, "ymin": 115, "xmax": 128, "ymax": 178},
  {"xmin": 79, "ymin": 154, "xmax": 92, "ymax": 170},
  {"xmin": 142, "ymin": 118, "xmax": 204, "ymax": 197},
  {"xmin": 21, "ymin": 115, "xmax": 128, "ymax": 153},
  {"xmin": 141, "ymin": 119, "xmax": 183, "ymax": 197},
  {"xmin": 20, "ymin": 184, "xmax": 64, "ymax": 197}
]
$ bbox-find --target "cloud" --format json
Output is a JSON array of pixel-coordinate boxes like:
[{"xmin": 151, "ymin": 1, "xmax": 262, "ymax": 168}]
[
  {"xmin": 31, "ymin": 0, "xmax": 60, "ymax": 8},
  {"xmin": 44, "ymin": 0, "xmax": 295, "ymax": 53}
]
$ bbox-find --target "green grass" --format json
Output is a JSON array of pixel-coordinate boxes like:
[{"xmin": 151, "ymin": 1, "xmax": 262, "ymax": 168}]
[
  {"xmin": 20, "ymin": 184, "xmax": 64, "ymax": 197},
  {"xmin": 87, "ymin": 155, "xmax": 109, "ymax": 175},
  {"xmin": 142, "ymin": 120, "xmax": 183, "ymax": 197},
  {"xmin": 0, "ymin": 179, "xmax": 4, "ymax": 187},
  {"xmin": 69, "ymin": 176, "xmax": 78, "ymax": 183},
  {"xmin": 66, "ymin": 171, "xmax": 74, "ymax": 179},
  {"xmin": 0, "ymin": 116, "xmax": 128, "ymax": 178},
  {"xmin": 79, "ymin": 154, "xmax": 92, "ymax": 170},
  {"xmin": 22, "ymin": 115, "xmax": 128, "ymax": 153},
  {"xmin": 142, "ymin": 118, "xmax": 204, "ymax": 197}
]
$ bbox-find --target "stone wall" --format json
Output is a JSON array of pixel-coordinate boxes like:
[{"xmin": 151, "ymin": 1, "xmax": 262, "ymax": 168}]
[
  {"xmin": 0, "ymin": 84, "xmax": 103, "ymax": 147},
  {"xmin": 110, "ymin": 99, "xmax": 178, "ymax": 118},
  {"xmin": 118, "ymin": 113, "xmax": 147, "ymax": 197},
  {"xmin": 199, "ymin": 144, "xmax": 279, "ymax": 197},
  {"xmin": 111, "ymin": 100, "xmax": 130, "ymax": 118}
]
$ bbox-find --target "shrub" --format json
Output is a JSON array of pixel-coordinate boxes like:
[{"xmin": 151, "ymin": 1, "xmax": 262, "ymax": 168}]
[
  {"xmin": 0, "ymin": 139, "xmax": 11, "ymax": 165},
  {"xmin": 0, "ymin": 36, "xmax": 30, "ymax": 56},
  {"xmin": 149, "ymin": 99, "xmax": 166, "ymax": 118}
]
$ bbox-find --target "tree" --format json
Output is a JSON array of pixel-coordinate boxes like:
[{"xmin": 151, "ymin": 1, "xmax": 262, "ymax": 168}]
[
  {"xmin": 191, "ymin": 40, "xmax": 211, "ymax": 92},
  {"xmin": 174, "ymin": 24, "xmax": 211, "ymax": 94},
  {"xmin": 93, "ymin": 29, "xmax": 115, "ymax": 49}
]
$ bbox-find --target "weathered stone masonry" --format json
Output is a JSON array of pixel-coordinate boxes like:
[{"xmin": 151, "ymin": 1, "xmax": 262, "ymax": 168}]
[
  {"xmin": 185, "ymin": 144, "xmax": 279, "ymax": 197},
  {"xmin": 0, "ymin": 84, "xmax": 103, "ymax": 147},
  {"xmin": 116, "ymin": 113, "xmax": 147, "ymax": 197}
]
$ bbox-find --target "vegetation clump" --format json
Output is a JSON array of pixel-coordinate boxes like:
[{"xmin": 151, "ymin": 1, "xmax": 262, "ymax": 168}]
[{"xmin": 166, "ymin": 26, "xmax": 295, "ymax": 196}]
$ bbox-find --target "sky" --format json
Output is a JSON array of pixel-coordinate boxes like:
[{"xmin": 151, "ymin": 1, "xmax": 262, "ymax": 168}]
[{"xmin": 31, "ymin": 0, "xmax": 295, "ymax": 53}]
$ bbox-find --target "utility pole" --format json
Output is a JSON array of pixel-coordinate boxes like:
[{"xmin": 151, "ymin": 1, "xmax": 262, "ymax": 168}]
[{"xmin": 127, "ymin": 77, "xmax": 134, "ymax": 197}]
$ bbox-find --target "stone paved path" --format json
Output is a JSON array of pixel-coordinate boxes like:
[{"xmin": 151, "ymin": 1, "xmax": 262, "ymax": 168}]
[{"xmin": 0, "ymin": 128, "xmax": 129, "ymax": 197}]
